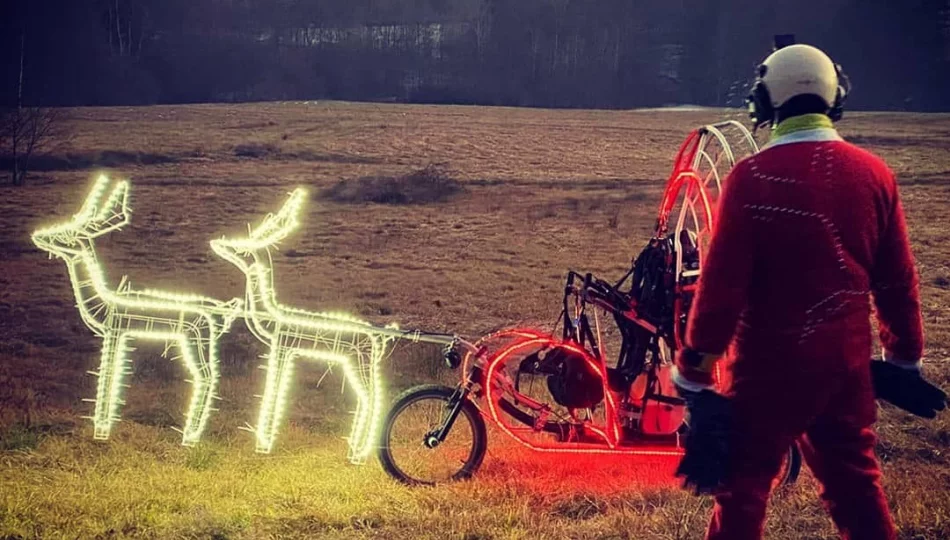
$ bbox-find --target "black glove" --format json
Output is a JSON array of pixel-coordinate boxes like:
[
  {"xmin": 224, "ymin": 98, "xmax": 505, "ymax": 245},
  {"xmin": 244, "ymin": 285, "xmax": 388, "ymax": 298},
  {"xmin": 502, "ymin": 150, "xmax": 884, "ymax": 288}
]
[
  {"xmin": 870, "ymin": 360, "xmax": 947, "ymax": 419},
  {"xmin": 675, "ymin": 387, "xmax": 733, "ymax": 496}
]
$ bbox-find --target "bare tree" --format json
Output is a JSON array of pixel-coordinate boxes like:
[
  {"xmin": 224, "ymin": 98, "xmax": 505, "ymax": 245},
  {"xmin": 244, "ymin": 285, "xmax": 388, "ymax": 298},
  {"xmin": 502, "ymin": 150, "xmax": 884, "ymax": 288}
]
[
  {"xmin": 1, "ymin": 108, "xmax": 63, "ymax": 186},
  {"xmin": 1, "ymin": 27, "xmax": 66, "ymax": 186}
]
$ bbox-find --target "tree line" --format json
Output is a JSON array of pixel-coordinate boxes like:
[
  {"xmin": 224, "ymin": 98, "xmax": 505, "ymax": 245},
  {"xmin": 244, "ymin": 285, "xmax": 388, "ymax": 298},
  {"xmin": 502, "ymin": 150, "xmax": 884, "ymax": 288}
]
[{"xmin": 1, "ymin": 0, "xmax": 949, "ymax": 111}]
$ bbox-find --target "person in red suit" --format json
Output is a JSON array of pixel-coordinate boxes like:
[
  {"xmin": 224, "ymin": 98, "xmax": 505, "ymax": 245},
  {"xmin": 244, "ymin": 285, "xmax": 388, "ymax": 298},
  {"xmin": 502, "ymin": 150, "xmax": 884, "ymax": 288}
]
[{"xmin": 671, "ymin": 39, "xmax": 944, "ymax": 540}]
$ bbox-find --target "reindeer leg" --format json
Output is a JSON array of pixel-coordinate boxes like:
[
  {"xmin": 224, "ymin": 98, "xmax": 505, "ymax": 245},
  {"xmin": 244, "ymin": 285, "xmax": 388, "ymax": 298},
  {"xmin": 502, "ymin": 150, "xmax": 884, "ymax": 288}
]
[
  {"xmin": 255, "ymin": 341, "xmax": 296, "ymax": 453},
  {"xmin": 364, "ymin": 341, "xmax": 387, "ymax": 461},
  {"xmin": 338, "ymin": 353, "xmax": 374, "ymax": 465},
  {"xmin": 179, "ymin": 321, "xmax": 218, "ymax": 446},
  {"xmin": 93, "ymin": 331, "xmax": 124, "ymax": 439},
  {"xmin": 349, "ymin": 340, "xmax": 388, "ymax": 464}
]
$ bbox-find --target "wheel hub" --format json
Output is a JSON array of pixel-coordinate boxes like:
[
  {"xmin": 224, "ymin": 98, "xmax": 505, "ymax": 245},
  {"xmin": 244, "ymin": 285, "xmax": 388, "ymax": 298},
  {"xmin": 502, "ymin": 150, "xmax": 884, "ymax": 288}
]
[{"xmin": 424, "ymin": 432, "xmax": 441, "ymax": 449}]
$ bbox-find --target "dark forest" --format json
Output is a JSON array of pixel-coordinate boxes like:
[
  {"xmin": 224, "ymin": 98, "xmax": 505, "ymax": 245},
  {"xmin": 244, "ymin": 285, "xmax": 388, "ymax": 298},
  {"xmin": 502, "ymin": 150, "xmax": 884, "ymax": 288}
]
[{"xmin": 2, "ymin": 0, "xmax": 949, "ymax": 111}]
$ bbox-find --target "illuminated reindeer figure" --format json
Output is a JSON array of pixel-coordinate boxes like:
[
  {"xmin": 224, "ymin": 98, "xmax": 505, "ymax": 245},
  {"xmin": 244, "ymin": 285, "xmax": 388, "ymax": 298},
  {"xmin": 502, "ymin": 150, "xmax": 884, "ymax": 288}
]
[
  {"xmin": 31, "ymin": 176, "xmax": 243, "ymax": 445},
  {"xmin": 211, "ymin": 188, "xmax": 394, "ymax": 463}
]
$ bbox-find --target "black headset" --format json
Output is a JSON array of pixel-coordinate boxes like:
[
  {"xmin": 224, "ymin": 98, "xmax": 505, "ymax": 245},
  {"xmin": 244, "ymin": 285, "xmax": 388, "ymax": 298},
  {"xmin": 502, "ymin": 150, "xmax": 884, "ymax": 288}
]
[{"xmin": 746, "ymin": 36, "xmax": 851, "ymax": 128}]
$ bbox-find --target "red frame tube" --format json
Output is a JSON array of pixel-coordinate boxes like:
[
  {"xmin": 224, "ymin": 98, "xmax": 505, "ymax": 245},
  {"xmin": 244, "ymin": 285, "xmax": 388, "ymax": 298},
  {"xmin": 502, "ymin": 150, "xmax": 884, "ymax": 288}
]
[{"xmin": 477, "ymin": 329, "xmax": 683, "ymax": 457}]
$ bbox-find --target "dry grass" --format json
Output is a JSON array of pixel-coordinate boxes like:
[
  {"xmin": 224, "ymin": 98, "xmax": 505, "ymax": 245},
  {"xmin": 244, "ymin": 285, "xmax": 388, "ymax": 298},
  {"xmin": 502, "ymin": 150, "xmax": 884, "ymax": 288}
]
[{"xmin": 1, "ymin": 101, "xmax": 949, "ymax": 539}]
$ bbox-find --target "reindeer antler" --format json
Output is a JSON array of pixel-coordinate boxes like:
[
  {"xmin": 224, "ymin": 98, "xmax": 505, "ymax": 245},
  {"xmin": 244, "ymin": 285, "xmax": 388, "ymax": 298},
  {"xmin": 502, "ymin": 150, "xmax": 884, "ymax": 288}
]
[
  {"xmin": 249, "ymin": 188, "xmax": 307, "ymax": 246},
  {"xmin": 89, "ymin": 181, "xmax": 131, "ymax": 235},
  {"xmin": 78, "ymin": 178, "xmax": 131, "ymax": 239},
  {"xmin": 71, "ymin": 175, "xmax": 113, "ymax": 227},
  {"xmin": 34, "ymin": 175, "xmax": 129, "ymax": 241}
]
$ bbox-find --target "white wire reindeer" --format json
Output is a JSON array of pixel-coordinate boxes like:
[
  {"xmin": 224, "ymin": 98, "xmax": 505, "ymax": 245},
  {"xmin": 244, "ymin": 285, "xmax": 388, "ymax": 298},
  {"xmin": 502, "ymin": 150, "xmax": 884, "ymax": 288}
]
[
  {"xmin": 31, "ymin": 176, "xmax": 243, "ymax": 445},
  {"xmin": 211, "ymin": 188, "xmax": 395, "ymax": 463}
]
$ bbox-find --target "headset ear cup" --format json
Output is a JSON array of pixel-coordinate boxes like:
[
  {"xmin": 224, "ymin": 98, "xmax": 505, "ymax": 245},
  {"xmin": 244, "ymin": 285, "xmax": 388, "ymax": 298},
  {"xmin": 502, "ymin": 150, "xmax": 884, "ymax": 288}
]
[
  {"xmin": 828, "ymin": 86, "xmax": 845, "ymax": 121},
  {"xmin": 748, "ymin": 81, "xmax": 774, "ymax": 128},
  {"xmin": 828, "ymin": 64, "xmax": 849, "ymax": 122}
]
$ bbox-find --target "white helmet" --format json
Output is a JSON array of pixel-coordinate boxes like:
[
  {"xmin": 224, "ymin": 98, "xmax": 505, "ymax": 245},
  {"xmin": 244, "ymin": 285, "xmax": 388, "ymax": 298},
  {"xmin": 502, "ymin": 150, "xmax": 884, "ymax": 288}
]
[{"xmin": 747, "ymin": 42, "xmax": 849, "ymax": 127}]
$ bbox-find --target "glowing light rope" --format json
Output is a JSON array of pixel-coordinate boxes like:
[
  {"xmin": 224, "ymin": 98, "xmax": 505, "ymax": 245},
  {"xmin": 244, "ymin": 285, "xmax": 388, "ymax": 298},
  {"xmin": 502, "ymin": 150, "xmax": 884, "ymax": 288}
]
[
  {"xmin": 211, "ymin": 188, "xmax": 395, "ymax": 464},
  {"xmin": 480, "ymin": 330, "xmax": 683, "ymax": 457},
  {"xmin": 31, "ymin": 176, "xmax": 244, "ymax": 446}
]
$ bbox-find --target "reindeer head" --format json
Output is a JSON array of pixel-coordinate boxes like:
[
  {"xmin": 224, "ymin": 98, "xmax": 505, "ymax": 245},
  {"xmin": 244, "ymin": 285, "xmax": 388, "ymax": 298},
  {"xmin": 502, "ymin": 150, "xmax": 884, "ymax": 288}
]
[
  {"xmin": 32, "ymin": 175, "xmax": 131, "ymax": 261},
  {"xmin": 210, "ymin": 188, "xmax": 307, "ymax": 274}
]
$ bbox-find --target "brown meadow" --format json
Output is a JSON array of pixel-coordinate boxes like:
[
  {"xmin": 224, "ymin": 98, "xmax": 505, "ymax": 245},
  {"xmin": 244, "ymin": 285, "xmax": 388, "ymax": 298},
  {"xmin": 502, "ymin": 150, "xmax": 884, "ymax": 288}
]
[{"xmin": 1, "ymin": 102, "xmax": 949, "ymax": 539}]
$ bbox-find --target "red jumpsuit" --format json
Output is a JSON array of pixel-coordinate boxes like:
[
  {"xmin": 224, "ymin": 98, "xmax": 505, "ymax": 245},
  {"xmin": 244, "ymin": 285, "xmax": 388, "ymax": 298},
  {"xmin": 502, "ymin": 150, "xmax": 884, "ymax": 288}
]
[{"xmin": 674, "ymin": 118, "xmax": 924, "ymax": 540}]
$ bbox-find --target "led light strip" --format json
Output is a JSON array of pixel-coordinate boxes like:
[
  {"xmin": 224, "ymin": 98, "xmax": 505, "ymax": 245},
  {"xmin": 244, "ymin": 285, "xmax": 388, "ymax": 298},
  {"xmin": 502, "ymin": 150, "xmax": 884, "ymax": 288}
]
[
  {"xmin": 211, "ymin": 188, "xmax": 395, "ymax": 463},
  {"xmin": 32, "ymin": 176, "xmax": 243, "ymax": 446}
]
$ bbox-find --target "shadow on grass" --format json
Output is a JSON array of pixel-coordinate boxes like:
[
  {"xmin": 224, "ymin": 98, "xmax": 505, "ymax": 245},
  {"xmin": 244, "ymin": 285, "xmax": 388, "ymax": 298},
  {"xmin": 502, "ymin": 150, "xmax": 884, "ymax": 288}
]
[
  {"xmin": 233, "ymin": 142, "xmax": 384, "ymax": 164},
  {"xmin": 0, "ymin": 419, "xmax": 75, "ymax": 452},
  {"xmin": 0, "ymin": 424, "xmax": 40, "ymax": 452},
  {"xmin": 0, "ymin": 150, "xmax": 180, "ymax": 172},
  {"xmin": 321, "ymin": 164, "xmax": 463, "ymax": 205}
]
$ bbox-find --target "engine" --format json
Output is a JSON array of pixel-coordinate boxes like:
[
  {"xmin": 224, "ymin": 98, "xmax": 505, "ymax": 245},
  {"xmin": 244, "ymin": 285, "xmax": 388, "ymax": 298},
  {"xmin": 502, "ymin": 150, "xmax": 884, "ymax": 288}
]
[{"xmin": 519, "ymin": 345, "xmax": 604, "ymax": 409}]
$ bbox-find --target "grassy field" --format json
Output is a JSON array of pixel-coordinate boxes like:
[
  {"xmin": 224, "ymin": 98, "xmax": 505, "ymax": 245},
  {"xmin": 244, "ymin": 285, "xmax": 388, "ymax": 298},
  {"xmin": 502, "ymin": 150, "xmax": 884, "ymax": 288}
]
[{"xmin": 1, "ymin": 101, "xmax": 949, "ymax": 539}]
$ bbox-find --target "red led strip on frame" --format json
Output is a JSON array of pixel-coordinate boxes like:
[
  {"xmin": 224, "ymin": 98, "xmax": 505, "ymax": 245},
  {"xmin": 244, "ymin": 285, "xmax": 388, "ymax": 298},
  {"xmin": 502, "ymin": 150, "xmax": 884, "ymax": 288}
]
[{"xmin": 479, "ymin": 329, "xmax": 684, "ymax": 457}]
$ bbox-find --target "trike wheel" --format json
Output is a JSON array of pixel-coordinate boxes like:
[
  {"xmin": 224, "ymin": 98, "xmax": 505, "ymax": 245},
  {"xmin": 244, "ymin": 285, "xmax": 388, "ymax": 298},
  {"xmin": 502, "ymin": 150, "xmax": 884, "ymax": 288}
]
[{"xmin": 379, "ymin": 384, "xmax": 487, "ymax": 485}]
